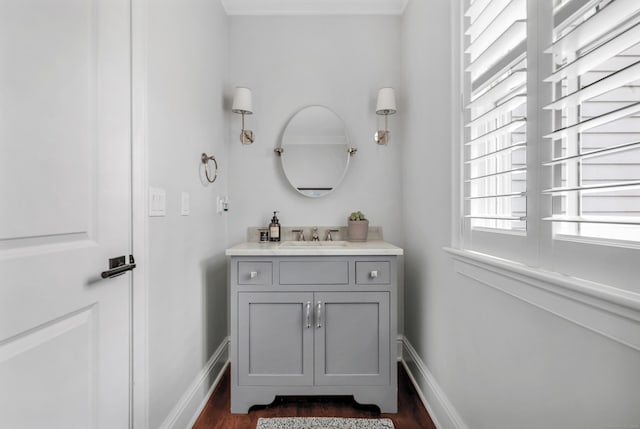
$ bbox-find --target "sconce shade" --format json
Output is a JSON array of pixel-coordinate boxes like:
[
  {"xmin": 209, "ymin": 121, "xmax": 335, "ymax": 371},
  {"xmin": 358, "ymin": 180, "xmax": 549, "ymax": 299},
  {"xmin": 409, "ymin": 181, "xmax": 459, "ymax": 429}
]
[
  {"xmin": 375, "ymin": 87, "xmax": 397, "ymax": 115},
  {"xmin": 232, "ymin": 87, "xmax": 253, "ymax": 114}
]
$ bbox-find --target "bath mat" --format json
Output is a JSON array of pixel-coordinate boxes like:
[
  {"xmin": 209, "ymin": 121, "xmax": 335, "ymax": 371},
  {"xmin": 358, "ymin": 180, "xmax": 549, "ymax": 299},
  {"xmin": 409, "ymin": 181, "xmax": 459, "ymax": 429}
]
[{"xmin": 256, "ymin": 417, "xmax": 395, "ymax": 429}]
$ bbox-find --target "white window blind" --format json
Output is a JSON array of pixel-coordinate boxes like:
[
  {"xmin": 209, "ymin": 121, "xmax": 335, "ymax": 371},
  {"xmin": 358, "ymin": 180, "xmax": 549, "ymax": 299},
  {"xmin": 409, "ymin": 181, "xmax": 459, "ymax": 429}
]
[
  {"xmin": 544, "ymin": 0, "xmax": 640, "ymax": 242},
  {"xmin": 464, "ymin": 0, "xmax": 528, "ymax": 231}
]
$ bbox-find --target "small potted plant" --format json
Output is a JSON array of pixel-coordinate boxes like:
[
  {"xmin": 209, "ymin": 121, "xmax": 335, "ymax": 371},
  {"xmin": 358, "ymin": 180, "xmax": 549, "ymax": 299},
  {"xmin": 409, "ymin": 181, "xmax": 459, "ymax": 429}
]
[{"xmin": 348, "ymin": 211, "xmax": 369, "ymax": 242}]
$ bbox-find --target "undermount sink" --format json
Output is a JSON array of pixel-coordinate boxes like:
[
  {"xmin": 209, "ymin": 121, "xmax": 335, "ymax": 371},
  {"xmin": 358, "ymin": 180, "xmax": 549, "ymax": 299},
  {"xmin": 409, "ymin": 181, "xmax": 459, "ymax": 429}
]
[{"xmin": 279, "ymin": 240, "xmax": 348, "ymax": 248}]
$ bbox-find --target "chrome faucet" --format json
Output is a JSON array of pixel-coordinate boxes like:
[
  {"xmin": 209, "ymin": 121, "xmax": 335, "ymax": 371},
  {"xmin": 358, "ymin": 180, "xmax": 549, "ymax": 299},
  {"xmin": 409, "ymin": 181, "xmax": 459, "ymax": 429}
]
[
  {"xmin": 292, "ymin": 229, "xmax": 305, "ymax": 241},
  {"xmin": 326, "ymin": 229, "xmax": 340, "ymax": 241},
  {"xmin": 311, "ymin": 227, "xmax": 320, "ymax": 241}
]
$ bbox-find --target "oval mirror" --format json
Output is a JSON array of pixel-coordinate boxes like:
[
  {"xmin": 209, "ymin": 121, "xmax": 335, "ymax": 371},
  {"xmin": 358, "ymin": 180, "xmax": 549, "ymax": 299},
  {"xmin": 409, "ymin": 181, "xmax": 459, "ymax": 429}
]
[{"xmin": 278, "ymin": 105, "xmax": 352, "ymax": 198}]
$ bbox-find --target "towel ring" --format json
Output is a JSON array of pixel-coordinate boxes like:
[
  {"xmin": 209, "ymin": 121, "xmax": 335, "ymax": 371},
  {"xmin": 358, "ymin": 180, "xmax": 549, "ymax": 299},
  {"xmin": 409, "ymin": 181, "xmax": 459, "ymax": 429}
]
[{"xmin": 201, "ymin": 153, "xmax": 218, "ymax": 183}]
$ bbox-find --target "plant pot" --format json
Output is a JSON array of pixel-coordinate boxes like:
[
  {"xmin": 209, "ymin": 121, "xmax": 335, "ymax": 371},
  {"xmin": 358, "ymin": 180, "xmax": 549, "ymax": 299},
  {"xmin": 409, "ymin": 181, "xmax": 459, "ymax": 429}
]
[{"xmin": 347, "ymin": 220, "xmax": 369, "ymax": 242}]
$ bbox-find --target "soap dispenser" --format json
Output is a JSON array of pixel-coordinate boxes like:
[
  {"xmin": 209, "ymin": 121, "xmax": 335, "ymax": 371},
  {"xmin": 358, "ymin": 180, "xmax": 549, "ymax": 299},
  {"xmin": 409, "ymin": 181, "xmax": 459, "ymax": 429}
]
[{"xmin": 269, "ymin": 211, "xmax": 281, "ymax": 242}]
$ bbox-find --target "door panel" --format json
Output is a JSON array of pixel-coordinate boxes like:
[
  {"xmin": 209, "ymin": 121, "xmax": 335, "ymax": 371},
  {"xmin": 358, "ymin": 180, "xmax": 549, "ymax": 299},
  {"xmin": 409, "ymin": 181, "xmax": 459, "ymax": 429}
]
[
  {"xmin": 315, "ymin": 292, "xmax": 390, "ymax": 386},
  {"xmin": 0, "ymin": 309, "xmax": 94, "ymax": 427},
  {"xmin": 0, "ymin": 0, "xmax": 132, "ymax": 427},
  {"xmin": 238, "ymin": 293, "xmax": 314, "ymax": 386},
  {"xmin": 324, "ymin": 303, "xmax": 381, "ymax": 374},
  {"xmin": 0, "ymin": 0, "xmax": 94, "ymax": 242}
]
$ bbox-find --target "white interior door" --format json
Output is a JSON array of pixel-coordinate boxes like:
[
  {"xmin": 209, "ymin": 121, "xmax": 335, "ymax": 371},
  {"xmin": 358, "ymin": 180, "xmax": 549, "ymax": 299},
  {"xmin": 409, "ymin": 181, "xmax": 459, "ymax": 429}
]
[{"xmin": 0, "ymin": 0, "xmax": 132, "ymax": 427}]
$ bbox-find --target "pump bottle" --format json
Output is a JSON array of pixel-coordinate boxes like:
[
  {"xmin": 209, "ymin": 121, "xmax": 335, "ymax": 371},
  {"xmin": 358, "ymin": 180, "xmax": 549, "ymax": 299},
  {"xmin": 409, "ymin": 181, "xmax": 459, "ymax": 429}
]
[{"xmin": 269, "ymin": 211, "xmax": 281, "ymax": 242}]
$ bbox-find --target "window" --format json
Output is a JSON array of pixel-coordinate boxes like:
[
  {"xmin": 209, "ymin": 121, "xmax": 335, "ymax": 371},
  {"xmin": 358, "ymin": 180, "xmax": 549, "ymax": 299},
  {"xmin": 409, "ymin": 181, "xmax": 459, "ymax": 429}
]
[
  {"xmin": 544, "ymin": 0, "xmax": 640, "ymax": 243},
  {"xmin": 458, "ymin": 0, "xmax": 640, "ymax": 289},
  {"xmin": 463, "ymin": 0, "xmax": 528, "ymax": 232}
]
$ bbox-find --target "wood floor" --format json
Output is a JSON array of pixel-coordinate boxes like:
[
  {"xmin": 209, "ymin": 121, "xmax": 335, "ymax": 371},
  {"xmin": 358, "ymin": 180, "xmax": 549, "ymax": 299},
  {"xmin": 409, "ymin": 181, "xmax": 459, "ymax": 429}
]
[{"xmin": 193, "ymin": 363, "xmax": 437, "ymax": 429}]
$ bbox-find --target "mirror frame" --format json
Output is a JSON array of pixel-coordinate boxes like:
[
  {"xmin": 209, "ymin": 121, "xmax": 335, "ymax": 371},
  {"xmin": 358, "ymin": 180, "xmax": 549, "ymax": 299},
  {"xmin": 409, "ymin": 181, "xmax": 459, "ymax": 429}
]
[{"xmin": 276, "ymin": 105, "xmax": 353, "ymax": 198}]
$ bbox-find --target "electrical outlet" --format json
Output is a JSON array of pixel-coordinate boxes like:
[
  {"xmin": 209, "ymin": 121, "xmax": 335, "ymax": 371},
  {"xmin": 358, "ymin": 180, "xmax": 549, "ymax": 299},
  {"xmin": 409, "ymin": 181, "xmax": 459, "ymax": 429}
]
[{"xmin": 216, "ymin": 196, "xmax": 229, "ymax": 214}]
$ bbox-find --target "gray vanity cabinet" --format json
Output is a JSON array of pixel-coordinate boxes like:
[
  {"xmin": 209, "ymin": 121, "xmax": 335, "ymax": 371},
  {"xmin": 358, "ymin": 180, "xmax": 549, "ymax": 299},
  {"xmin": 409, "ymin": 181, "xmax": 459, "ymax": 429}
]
[
  {"xmin": 237, "ymin": 292, "xmax": 314, "ymax": 386},
  {"xmin": 230, "ymin": 255, "xmax": 398, "ymax": 414},
  {"xmin": 314, "ymin": 291, "xmax": 390, "ymax": 387}
]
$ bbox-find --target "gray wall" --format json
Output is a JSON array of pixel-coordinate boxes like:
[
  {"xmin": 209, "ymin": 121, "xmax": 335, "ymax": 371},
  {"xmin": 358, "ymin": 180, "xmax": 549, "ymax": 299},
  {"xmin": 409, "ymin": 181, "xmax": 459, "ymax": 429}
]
[
  {"xmin": 226, "ymin": 15, "xmax": 403, "ymax": 248},
  {"xmin": 399, "ymin": 0, "xmax": 455, "ymax": 377},
  {"xmin": 146, "ymin": 1, "xmax": 229, "ymax": 427},
  {"xmin": 400, "ymin": 1, "xmax": 640, "ymax": 428}
]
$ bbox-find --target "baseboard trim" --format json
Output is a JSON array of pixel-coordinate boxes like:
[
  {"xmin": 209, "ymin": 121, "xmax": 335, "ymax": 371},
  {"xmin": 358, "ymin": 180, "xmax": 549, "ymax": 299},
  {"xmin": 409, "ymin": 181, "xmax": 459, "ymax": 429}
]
[
  {"xmin": 160, "ymin": 336, "xmax": 459, "ymax": 428},
  {"xmin": 159, "ymin": 336, "xmax": 230, "ymax": 429},
  {"xmin": 398, "ymin": 336, "xmax": 469, "ymax": 429}
]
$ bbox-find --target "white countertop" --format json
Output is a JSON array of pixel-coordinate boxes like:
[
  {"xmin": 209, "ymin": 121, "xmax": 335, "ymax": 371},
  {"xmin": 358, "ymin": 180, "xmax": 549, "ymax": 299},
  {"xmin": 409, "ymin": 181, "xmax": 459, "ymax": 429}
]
[{"xmin": 225, "ymin": 240, "xmax": 403, "ymax": 256}]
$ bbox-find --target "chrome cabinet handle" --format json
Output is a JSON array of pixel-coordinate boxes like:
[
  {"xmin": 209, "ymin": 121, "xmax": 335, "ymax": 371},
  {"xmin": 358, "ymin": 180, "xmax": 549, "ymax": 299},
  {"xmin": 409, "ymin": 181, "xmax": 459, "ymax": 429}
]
[
  {"xmin": 250, "ymin": 271, "xmax": 258, "ymax": 279},
  {"xmin": 316, "ymin": 301, "xmax": 322, "ymax": 329},
  {"xmin": 305, "ymin": 301, "xmax": 311, "ymax": 328},
  {"xmin": 370, "ymin": 270, "xmax": 378, "ymax": 278}
]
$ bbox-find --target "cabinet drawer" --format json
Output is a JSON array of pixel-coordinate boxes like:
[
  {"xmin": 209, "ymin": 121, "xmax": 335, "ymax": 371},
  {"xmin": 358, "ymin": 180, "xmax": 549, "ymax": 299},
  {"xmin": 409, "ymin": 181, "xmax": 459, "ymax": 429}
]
[
  {"xmin": 355, "ymin": 261, "xmax": 390, "ymax": 285},
  {"xmin": 280, "ymin": 261, "xmax": 349, "ymax": 285},
  {"xmin": 237, "ymin": 262, "xmax": 273, "ymax": 285}
]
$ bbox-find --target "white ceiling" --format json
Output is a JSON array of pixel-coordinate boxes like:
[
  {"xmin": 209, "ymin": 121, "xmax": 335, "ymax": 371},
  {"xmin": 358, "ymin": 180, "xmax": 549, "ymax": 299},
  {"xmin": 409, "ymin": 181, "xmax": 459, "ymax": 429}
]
[{"xmin": 220, "ymin": 0, "xmax": 409, "ymax": 15}]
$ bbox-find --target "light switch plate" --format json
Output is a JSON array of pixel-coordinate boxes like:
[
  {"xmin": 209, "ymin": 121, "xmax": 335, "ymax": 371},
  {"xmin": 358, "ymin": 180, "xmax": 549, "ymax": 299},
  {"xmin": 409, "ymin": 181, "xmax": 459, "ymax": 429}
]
[
  {"xmin": 149, "ymin": 187, "xmax": 166, "ymax": 217},
  {"xmin": 181, "ymin": 192, "xmax": 190, "ymax": 216}
]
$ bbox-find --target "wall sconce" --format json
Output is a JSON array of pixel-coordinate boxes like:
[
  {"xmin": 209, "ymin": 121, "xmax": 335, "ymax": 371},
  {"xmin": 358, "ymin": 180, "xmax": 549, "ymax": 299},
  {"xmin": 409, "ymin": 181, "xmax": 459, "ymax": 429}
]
[
  {"xmin": 374, "ymin": 87, "xmax": 397, "ymax": 145},
  {"xmin": 232, "ymin": 87, "xmax": 254, "ymax": 144}
]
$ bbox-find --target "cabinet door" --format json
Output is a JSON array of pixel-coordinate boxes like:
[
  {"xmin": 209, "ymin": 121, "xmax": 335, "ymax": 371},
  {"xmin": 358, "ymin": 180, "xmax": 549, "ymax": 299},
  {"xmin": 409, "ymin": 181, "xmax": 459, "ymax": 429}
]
[
  {"xmin": 314, "ymin": 292, "xmax": 390, "ymax": 386},
  {"xmin": 238, "ymin": 292, "xmax": 314, "ymax": 386}
]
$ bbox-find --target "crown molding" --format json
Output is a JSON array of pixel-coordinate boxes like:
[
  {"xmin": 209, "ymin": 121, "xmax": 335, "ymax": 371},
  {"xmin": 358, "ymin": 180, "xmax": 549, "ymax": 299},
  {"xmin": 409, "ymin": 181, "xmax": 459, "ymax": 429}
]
[{"xmin": 221, "ymin": 0, "xmax": 409, "ymax": 16}]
